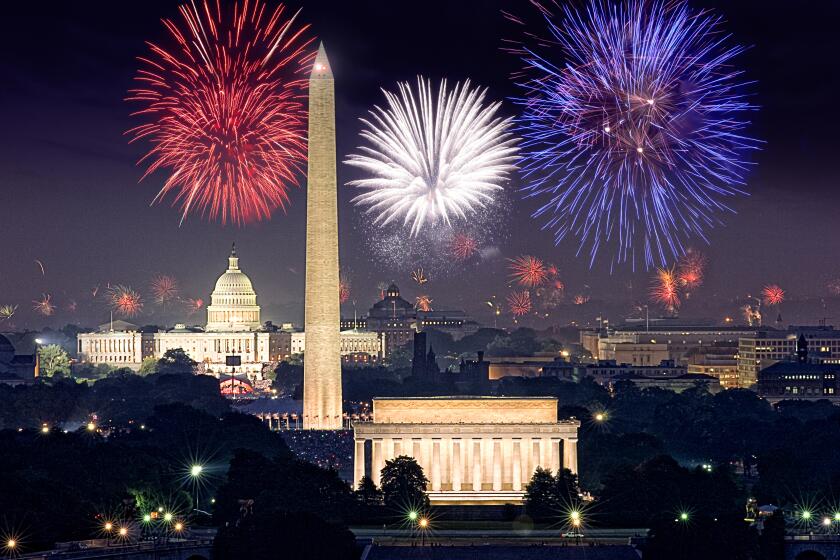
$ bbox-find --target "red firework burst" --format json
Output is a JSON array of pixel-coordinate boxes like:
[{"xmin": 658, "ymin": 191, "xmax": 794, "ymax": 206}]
[
  {"xmin": 762, "ymin": 284, "xmax": 785, "ymax": 306},
  {"xmin": 415, "ymin": 295, "xmax": 433, "ymax": 312},
  {"xmin": 339, "ymin": 274, "xmax": 351, "ymax": 303},
  {"xmin": 677, "ymin": 249, "xmax": 706, "ymax": 290},
  {"xmin": 151, "ymin": 274, "xmax": 179, "ymax": 305},
  {"xmin": 573, "ymin": 294, "xmax": 589, "ymax": 305},
  {"xmin": 450, "ymin": 233, "xmax": 478, "ymax": 260},
  {"xmin": 127, "ymin": 0, "xmax": 314, "ymax": 225},
  {"xmin": 650, "ymin": 267, "xmax": 680, "ymax": 312},
  {"xmin": 507, "ymin": 290, "xmax": 532, "ymax": 316},
  {"xmin": 33, "ymin": 294, "xmax": 55, "ymax": 316},
  {"xmin": 508, "ymin": 255, "xmax": 548, "ymax": 287},
  {"xmin": 184, "ymin": 297, "xmax": 205, "ymax": 315},
  {"xmin": 108, "ymin": 285, "xmax": 144, "ymax": 318}
]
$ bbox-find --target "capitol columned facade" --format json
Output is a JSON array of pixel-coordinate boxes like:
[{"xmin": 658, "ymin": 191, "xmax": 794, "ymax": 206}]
[{"xmin": 77, "ymin": 246, "xmax": 381, "ymax": 378}]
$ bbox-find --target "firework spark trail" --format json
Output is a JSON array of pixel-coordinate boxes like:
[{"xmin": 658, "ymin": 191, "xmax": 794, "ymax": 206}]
[
  {"xmin": 762, "ymin": 284, "xmax": 785, "ymax": 306},
  {"xmin": 151, "ymin": 274, "xmax": 179, "ymax": 305},
  {"xmin": 508, "ymin": 255, "xmax": 548, "ymax": 288},
  {"xmin": 33, "ymin": 294, "xmax": 55, "ymax": 316},
  {"xmin": 346, "ymin": 77, "xmax": 518, "ymax": 235},
  {"xmin": 34, "ymin": 260, "xmax": 45, "ymax": 276},
  {"xmin": 415, "ymin": 295, "xmax": 433, "ymax": 312},
  {"xmin": 108, "ymin": 285, "xmax": 144, "ymax": 318},
  {"xmin": 450, "ymin": 233, "xmax": 478, "ymax": 260},
  {"xmin": 650, "ymin": 267, "xmax": 681, "ymax": 313},
  {"xmin": 507, "ymin": 290, "xmax": 532, "ymax": 316},
  {"xmin": 508, "ymin": 0, "xmax": 759, "ymax": 269},
  {"xmin": 128, "ymin": 0, "xmax": 313, "ymax": 225},
  {"xmin": 411, "ymin": 268, "xmax": 428, "ymax": 285}
]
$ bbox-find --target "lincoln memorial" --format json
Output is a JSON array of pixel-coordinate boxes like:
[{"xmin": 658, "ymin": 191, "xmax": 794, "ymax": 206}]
[{"xmin": 352, "ymin": 396, "xmax": 580, "ymax": 505}]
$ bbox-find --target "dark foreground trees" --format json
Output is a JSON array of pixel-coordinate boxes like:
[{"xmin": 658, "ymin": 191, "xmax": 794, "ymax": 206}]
[{"xmin": 379, "ymin": 455, "xmax": 429, "ymax": 511}]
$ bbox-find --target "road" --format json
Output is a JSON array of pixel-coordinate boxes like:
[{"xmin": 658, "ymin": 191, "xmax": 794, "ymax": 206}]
[{"xmin": 352, "ymin": 527, "xmax": 648, "ymax": 546}]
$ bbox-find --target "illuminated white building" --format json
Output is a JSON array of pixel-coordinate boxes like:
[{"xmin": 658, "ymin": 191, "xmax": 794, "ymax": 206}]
[{"xmin": 77, "ymin": 246, "xmax": 384, "ymax": 377}]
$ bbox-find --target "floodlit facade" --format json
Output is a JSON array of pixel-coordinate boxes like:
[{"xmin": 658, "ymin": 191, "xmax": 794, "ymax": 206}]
[{"xmin": 353, "ymin": 397, "xmax": 580, "ymax": 505}]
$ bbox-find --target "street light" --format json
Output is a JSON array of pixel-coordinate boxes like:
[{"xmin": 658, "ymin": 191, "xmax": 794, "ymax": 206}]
[
  {"xmin": 801, "ymin": 510, "xmax": 812, "ymax": 521},
  {"xmin": 408, "ymin": 511, "xmax": 418, "ymax": 522},
  {"xmin": 173, "ymin": 522, "xmax": 184, "ymax": 532},
  {"xmin": 87, "ymin": 422, "xmax": 96, "ymax": 432},
  {"xmin": 418, "ymin": 518, "xmax": 428, "ymax": 529},
  {"xmin": 594, "ymin": 412, "xmax": 606, "ymax": 422},
  {"xmin": 679, "ymin": 512, "xmax": 689, "ymax": 522},
  {"xmin": 6, "ymin": 539, "xmax": 16, "ymax": 550},
  {"xmin": 104, "ymin": 522, "xmax": 113, "ymax": 532},
  {"xmin": 118, "ymin": 527, "xmax": 128, "ymax": 537},
  {"xmin": 190, "ymin": 464, "xmax": 203, "ymax": 477},
  {"xmin": 142, "ymin": 514, "xmax": 151, "ymax": 523},
  {"xmin": 163, "ymin": 512, "xmax": 173, "ymax": 522}
]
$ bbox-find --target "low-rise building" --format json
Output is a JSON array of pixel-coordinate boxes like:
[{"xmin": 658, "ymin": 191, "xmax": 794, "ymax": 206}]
[
  {"xmin": 757, "ymin": 335, "xmax": 840, "ymax": 403},
  {"xmin": 738, "ymin": 326, "xmax": 840, "ymax": 389},
  {"xmin": 0, "ymin": 335, "xmax": 36, "ymax": 385}
]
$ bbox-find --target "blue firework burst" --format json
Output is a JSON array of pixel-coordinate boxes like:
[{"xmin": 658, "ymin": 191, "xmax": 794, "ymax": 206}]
[{"xmin": 509, "ymin": 0, "xmax": 759, "ymax": 269}]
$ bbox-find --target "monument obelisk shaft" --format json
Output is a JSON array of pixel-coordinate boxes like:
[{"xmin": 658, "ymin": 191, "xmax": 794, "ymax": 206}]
[{"xmin": 303, "ymin": 43, "xmax": 342, "ymax": 430}]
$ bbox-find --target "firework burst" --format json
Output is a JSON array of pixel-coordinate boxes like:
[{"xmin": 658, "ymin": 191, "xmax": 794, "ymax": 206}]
[
  {"xmin": 450, "ymin": 233, "xmax": 478, "ymax": 261},
  {"xmin": 33, "ymin": 294, "xmax": 55, "ymax": 316},
  {"xmin": 507, "ymin": 290, "xmax": 532, "ymax": 316},
  {"xmin": 151, "ymin": 274, "xmax": 179, "ymax": 305},
  {"xmin": 127, "ymin": 0, "xmax": 314, "ymax": 225},
  {"xmin": 411, "ymin": 268, "xmax": 429, "ymax": 285},
  {"xmin": 508, "ymin": 255, "xmax": 548, "ymax": 288},
  {"xmin": 65, "ymin": 300, "xmax": 78, "ymax": 313},
  {"xmin": 184, "ymin": 297, "xmax": 205, "ymax": 316},
  {"xmin": 346, "ymin": 77, "xmax": 518, "ymax": 235},
  {"xmin": 573, "ymin": 294, "xmax": 590, "ymax": 305},
  {"xmin": 415, "ymin": 295, "xmax": 433, "ymax": 312},
  {"xmin": 650, "ymin": 267, "xmax": 680, "ymax": 314},
  {"xmin": 677, "ymin": 249, "xmax": 706, "ymax": 291},
  {"xmin": 0, "ymin": 304, "xmax": 17, "ymax": 322},
  {"xmin": 108, "ymin": 285, "xmax": 144, "ymax": 318},
  {"xmin": 339, "ymin": 273, "xmax": 351, "ymax": 304},
  {"xmin": 509, "ymin": 0, "xmax": 759, "ymax": 268},
  {"xmin": 762, "ymin": 284, "xmax": 785, "ymax": 306}
]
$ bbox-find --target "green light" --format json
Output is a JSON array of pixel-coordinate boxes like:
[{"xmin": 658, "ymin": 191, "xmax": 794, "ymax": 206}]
[
  {"xmin": 142, "ymin": 514, "xmax": 151, "ymax": 523},
  {"xmin": 834, "ymin": 512, "xmax": 840, "ymax": 521},
  {"xmin": 408, "ymin": 511, "xmax": 418, "ymax": 521},
  {"xmin": 679, "ymin": 512, "xmax": 689, "ymax": 521},
  {"xmin": 802, "ymin": 510, "xmax": 812, "ymax": 520},
  {"xmin": 164, "ymin": 512, "xmax": 173, "ymax": 522}
]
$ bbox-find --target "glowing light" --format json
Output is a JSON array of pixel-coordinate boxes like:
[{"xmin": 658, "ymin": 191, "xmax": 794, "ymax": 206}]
[
  {"xmin": 508, "ymin": 0, "xmax": 759, "ymax": 268},
  {"xmin": 174, "ymin": 522, "xmax": 184, "ymax": 532},
  {"xmin": 346, "ymin": 77, "xmax": 518, "ymax": 235},
  {"xmin": 87, "ymin": 422, "xmax": 96, "ymax": 432},
  {"xmin": 164, "ymin": 512, "xmax": 173, "ymax": 522},
  {"xmin": 151, "ymin": 275, "xmax": 179, "ymax": 305},
  {"xmin": 650, "ymin": 267, "xmax": 680, "ymax": 314},
  {"xmin": 801, "ymin": 510, "xmax": 812, "ymax": 520},
  {"xmin": 408, "ymin": 511, "xmax": 418, "ymax": 521},
  {"xmin": 594, "ymin": 412, "xmax": 606, "ymax": 422},
  {"xmin": 143, "ymin": 514, "xmax": 152, "ymax": 523},
  {"xmin": 119, "ymin": 527, "xmax": 128, "ymax": 536},
  {"xmin": 190, "ymin": 464, "xmax": 203, "ymax": 477},
  {"xmin": 127, "ymin": 0, "xmax": 313, "ymax": 225},
  {"xmin": 415, "ymin": 295, "xmax": 433, "ymax": 312},
  {"xmin": 104, "ymin": 522, "xmax": 113, "ymax": 531},
  {"xmin": 40, "ymin": 425, "xmax": 49, "ymax": 434},
  {"xmin": 0, "ymin": 304, "xmax": 18, "ymax": 322},
  {"xmin": 5, "ymin": 539, "xmax": 16, "ymax": 550},
  {"xmin": 33, "ymin": 294, "xmax": 55, "ymax": 316},
  {"xmin": 823, "ymin": 517, "xmax": 832, "ymax": 527},
  {"xmin": 679, "ymin": 512, "xmax": 689, "ymax": 522},
  {"xmin": 418, "ymin": 517, "xmax": 429, "ymax": 529}
]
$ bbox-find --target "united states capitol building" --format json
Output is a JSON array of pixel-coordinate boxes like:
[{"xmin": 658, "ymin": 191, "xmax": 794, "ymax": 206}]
[{"xmin": 77, "ymin": 246, "xmax": 382, "ymax": 378}]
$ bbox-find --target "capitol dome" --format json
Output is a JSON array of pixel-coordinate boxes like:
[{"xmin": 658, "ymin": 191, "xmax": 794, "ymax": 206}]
[{"xmin": 206, "ymin": 244, "xmax": 261, "ymax": 332}]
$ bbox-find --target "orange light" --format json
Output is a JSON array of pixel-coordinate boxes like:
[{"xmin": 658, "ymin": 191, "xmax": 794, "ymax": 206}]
[
  {"xmin": 118, "ymin": 527, "xmax": 128, "ymax": 537},
  {"xmin": 419, "ymin": 518, "xmax": 429, "ymax": 529},
  {"xmin": 104, "ymin": 522, "xmax": 113, "ymax": 531},
  {"xmin": 174, "ymin": 522, "xmax": 184, "ymax": 532}
]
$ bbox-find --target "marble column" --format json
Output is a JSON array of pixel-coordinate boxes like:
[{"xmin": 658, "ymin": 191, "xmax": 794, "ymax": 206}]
[
  {"xmin": 541, "ymin": 437, "xmax": 551, "ymax": 471},
  {"xmin": 412, "ymin": 439, "xmax": 422, "ymax": 463},
  {"xmin": 431, "ymin": 439, "xmax": 442, "ymax": 491},
  {"xmin": 563, "ymin": 437, "xmax": 578, "ymax": 474},
  {"xmin": 354, "ymin": 438, "xmax": 365, "ymax": 489},
  {"xmin": 384, "ymin": 437, "xmax": 394, "ymax": 464},
  {"xmin": 393, "ymin": 438, "xmax": 402, "ymax": 458},
  {"xmin": 512, "ymin": 439, "xmax": 522, "ymax": 492},
  {"xmin": 492, "ymin": 439, "xmax": 502, "ymax": 491},
  {"xmin": 372, "ymin": 439, "xmax": 383, "ymax": 487},
  {"xmin": 551, "ymin": 438, "xmax": 561, "ymax": 474},
  {"xmin": 472, "ymin": 439, "xmax": 482, "ymax": 491},
  {"xmin": 532, "ymin": 438, "xmax": 541, "ymax": 470},
  {"xmin": 452, "ymin": 439, "xmax": 462, "ymax": 492}
]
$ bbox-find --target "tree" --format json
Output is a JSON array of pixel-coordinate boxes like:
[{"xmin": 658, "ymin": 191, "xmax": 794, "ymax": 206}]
[
  {"xmin": 385, "ymin": 345, "xmax": 412, "ymax": 370},
  {"xmin": 379, "ymin": 455, "xmax": 429, "ymax": 511},
  {"xmin": 38, "ymin": 344, "xmax": 71, "ymax": 377},
  {"xmin": 138, "ymin": 356, "xmax": 158, "ymax": 375},
  {"xmin": 155, "ymin": 348, "xmax": 197, "ymax": 375},
  {"xmin": 758, "ymin": 509, "xmax": 785, "ymax": 560},
  {"xmin": 523, "ymin": 467, "xmax": 581, "ymax": 522},
  {"xmin": 355, "ymin": 475, "xmax": 383, "ymax": 507}
]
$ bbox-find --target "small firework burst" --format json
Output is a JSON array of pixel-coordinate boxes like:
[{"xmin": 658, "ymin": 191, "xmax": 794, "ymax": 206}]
[
  {"xmin": 108, "ymin": 285, "xmax": 143, "ymax": 318},
  {"xmin": 828, "ymin": 278, "xmax": 840, "ymax": 296},
  {"xmin": 415, "ymin": 295, "xmax": 433, "ymax": 312},
  {"xmin": 508, "ymin": 255, "xmax": 548, "ymax": 288},
  {"xmin": 184, "ymin": 297, "xmax": 205, "ymax": 316},
  {"xmin": 650, "ymin": 267, "xmax": 681, "ymax": 313},
  {"xmin": 65, "ymin": 300, "xmax": 78, "ymax": 313},
  {"xmin": 339, "ymin": 273, "xmax": 351, "ymax": 304},
  {"xmin": 450, "ymin": 233, "xmax": 478, "ymax": 260},
  {"xmin": 553, "ymin": 279, "xmax": 565, "ymax": 291},
  {"xmin": 0, "ymin": 304, "xmax": 18, "ymax": 321},
  {"xmin": 507, "ymin": 290, "xmax": 532, "ymax": 316},
  {"xmin": 762, "ymin": 284, "xmax": 785, "ymax": 306},
  {"xmin": 151, "ymin": 275, "xmax": 179, "ymax": 305},
  {"xmin": 573, "ymin": 294, "xmax": 590, "ymax": 305},
  {"xmin": 677, "ymin": 249, "xmax": 706, "ymax": 291},
  {"xmin": 33, "ymin": 294, "xmax": 55, "ymax": 316},
  {"xmin": 411, "ymin": 268, "xmax": 429, "ymax": 285}
]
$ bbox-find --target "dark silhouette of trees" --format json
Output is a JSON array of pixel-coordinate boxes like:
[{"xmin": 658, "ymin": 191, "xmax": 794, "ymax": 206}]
[
  {"xmin": 523, "ymin": 467, "xmax": 581, "ymax": 522},
  {"xmin": 379, "ymin": 455, "xmax": 429, "ymax": 511}
]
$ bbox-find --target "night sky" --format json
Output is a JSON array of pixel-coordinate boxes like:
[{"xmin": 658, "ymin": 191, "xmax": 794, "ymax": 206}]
[{"xmin": 2, "ymin": 0, "xmax": 840, "ymax": 330}]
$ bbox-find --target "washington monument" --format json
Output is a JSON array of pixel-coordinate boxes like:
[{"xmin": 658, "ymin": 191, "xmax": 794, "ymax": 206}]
[{"xmin": 303, "ymin": 43, "xmax": 343, "ymax": 430}]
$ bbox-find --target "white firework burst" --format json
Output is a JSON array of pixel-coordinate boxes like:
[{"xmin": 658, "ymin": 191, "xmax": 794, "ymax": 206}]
[{"xmin": 346, "ymin": 77, "xmax": 518, "ymax": 235}]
